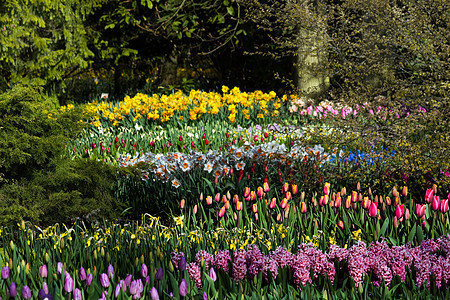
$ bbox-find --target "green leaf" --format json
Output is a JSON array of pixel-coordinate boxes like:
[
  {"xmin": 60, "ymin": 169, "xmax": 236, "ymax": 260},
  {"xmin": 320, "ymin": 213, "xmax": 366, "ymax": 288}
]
[
  {"xmin": 380, "ymin": 217, "xmax": 389, "ymax": 237},
  {"xmin": 227, "ymin": 6, "xmax": 235, "ymax": 16},
  {"xmin": 416, "ymin": 225, "xmax": 424, "ymax": 244},
  {"xmin": 407, "ymin": 223, "xmax": 416, "ymax": 243}
]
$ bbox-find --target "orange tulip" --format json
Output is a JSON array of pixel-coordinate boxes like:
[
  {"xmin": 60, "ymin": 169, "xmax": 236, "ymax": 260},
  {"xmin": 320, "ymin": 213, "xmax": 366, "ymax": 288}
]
[{"xmin": 252, "ymin": 203, "xmax": 258, "ymax": 213}]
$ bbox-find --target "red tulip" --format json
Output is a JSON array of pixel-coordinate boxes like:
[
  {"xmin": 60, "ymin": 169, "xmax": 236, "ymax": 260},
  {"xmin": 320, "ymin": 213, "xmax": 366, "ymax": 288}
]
[
  {"xmin": 202, "ymin": 133, "xmax": 206, "ymax": 139},
  {"xmin": 179, "ymin": 135, "xmax": 183, "ymax": 141},
  {"xmin": 215, "ymin": 193, "xmax": 220, "ymax": 202},
  {"xmin": 205, "ymin": 139, "xmax": 209, "ymax": 145},
  {"xmin": 251, "ymin": 191, "xmax": 257, "ymax": 201},
  {"xmin": 264, "ymin": 132, "xmax": 269, "ymax": 138},
  {"xmin": 337, "ymin": 220, "xmax": 344, "ymax": 230},
  {"xmin": 395, "ymin": 204, "xmax": 405, "ymax": 219},
  {"xmin": 432, "ymin": 196, "xmax": 440, "ymax": 211},
  {"xmin": 416, "ymin": 204, "xmax": 426, "ymax": 217},
  {"xmin": 282, "ymin": 182, "xmax": 289, "ymax": 193},
  {"xmin": 233, "ymin": 194, "xmax": 239, "ymax": 204},
  {"xmin": 226, "ymin": 132, "xmax": 229, "ymax": 138}
]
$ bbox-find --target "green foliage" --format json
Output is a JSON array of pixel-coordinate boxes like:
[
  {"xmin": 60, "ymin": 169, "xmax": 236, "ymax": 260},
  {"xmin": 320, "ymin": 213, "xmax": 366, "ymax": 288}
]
[
  {"xmin": 0, "ymin": 0, "xmax": 105, "ymax": 92},
  {"xmin": 0, "ymin": 86, "xmax": 122, "ymax": 226}
]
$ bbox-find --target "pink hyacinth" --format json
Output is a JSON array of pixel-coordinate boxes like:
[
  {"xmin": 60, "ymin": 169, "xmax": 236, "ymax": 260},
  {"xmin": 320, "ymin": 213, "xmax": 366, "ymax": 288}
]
[
  {"xmin": 195, "ymin": 250, "xmax": 214, "ymax": 270},
  {"xmin": 213, "ymin": 250, "xmax": 231, "ymax": 273},
  {"xmin": 187, "ymin": 263, "xmax": 202, "ymax": 288}
]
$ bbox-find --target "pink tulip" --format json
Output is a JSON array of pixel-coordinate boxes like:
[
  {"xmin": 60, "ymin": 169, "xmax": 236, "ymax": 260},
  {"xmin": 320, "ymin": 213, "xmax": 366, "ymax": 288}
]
[
  {"xmin": 257, "ymin": 187, "xmax": 264, "ymax": 198},
  {"xmin": 269, "ymin": 198, "xmax": 277, "ymax": 209},
  {"xmin": 280, "ymin": 197, "xmax": 288, "ymax": 209},
  {"xmin": 395, "ymin": 204, "xmax": 405, "ymax": 219},
  {"xmin": 206, "ymin": 196, "xmax": 213, "ymax": 205},
  {"xmin": 215, "ymin": 193, "xmax": 220, "ymax": 202},
  {"xmin": 425, "ymin": 189, "xmax": 433, "ymax": 203},
  {"xmin": 363, "ymin": 197, "xmax": 371, "ymax": 210},
  {"xmin": 345, "ymin": 196, "xmax": 351, "ymax": 209},
  {"xmin": 300, "ymin": 202, "xmax": 307, "ymax": 213},
  {"xmin": 335, "ymin": 196, "xmax": 342, "ymax": 208},
  {"xmin": 324, "ymin": 182, "xmax": 330, "ymax": 196},
  {"xmin": 282, "ymin": 182, "xmax": 289, "ymax": 193},
  {"xmin": 416, "ymin": 204, "xmax": 426, "ymax": 217},
  {"xmin": 432, "ymin": 196, "xmax": 440, "ymax": 211},
  {"xmin": 236, "ymin": 201, "xmax": 243, "ymax": 211},
  {"xmin": 440, "ymin": 199, "xmax": 449, "ymax": 213},
  {"xmin": 243, "ymin": 187, "xmax": 251, "ymax": 198},
  {"xmin": 263, "ymin": 182, "xmax": 270, "ymax": 193},
  {"xmin": 179, "ymin": 199, "xmax": 185, "ymax": 209},
  {"xmin": 218, "ymin": 206, "xmax": 226, "ymax": 217},
  {"xmin": 252, "ymin": 204, "xmax": 258, "ymax": 213},
  {"xmin": 368, "ymin": 202, "xmax": 378, "ymax": 217}
]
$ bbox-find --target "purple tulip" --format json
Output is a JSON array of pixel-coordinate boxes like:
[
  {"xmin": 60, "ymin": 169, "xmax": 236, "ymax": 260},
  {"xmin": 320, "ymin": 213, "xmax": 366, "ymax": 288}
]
[
  {"xmin": 42, "ymin": 281, "xmax": 49, "ymax": 294},
  {"xmin": 129, "ymin": 279, "xmax": 143, "ymax": 295},
  {"xmin": 73, "ymin": 288, "xmax": 82, "ymax": 300},
  {"xmin": 209, "ymin": 267, "xmax": 217, "ymax": 282},
  {"xmin": 125, "ymin": 274, "xmax": 133, "ymax": 286},
  {"xmin": 38, "ymin": 289, "xmax": 46, "ymax": 299},
  {"xmin": 39, "ymin": 265, "xmax": 48, "ymax": 278},
  {"xmin": 150, "ymin": 287, "xmax": 159, "ymax": 300},
  {"xmin": 107, "ymin": 264, "xmax": 114, "ymax": 279},
  {"xmin": 9, "ymin": 282, "xmax": 17, "ymax": 297},
  {"xmin": 119, "ymin": 280, "xmax": 127, "ymax": 293},
  {"xmin": 64, "ymin": 273, "xmax": 74, "ymax": 293},
  {"xmin": 100, "ymin": 273, "xmax": 110, "ymax": 288},
  {"xmin": 114, "ymin": 283, "xmax": 121, "ymax": 297},
  {"xmin": 57, "ymin": 262, "xmax": 64, "ymax": 276},
  {"xmin": 1, "ymin": 266, "xmax": 9, "ymax": 279},
  {"xmin": 179, "ymin": 278, "xmax": 188, "ymax": 297},
  {"xmin": 86, "ymin": 273, "xmax": 93, "ymax": 286},
  {"xmin": 179, "ymin": 256, "xmax": 186, "ymax": 271},
  {"xmin": 22, "ymin": 285, "xmax": 32, "ymax": 299},
  {"xmin": 155, "ymin": 267, "xmax": 163, "ymax": 280},
  {"xmin": 203, "ymin": 292, "xmax": 208, "ymax": 300},
  {"xmin": 79, "ymin": 267, "xmax": 87, "ymax": 281},
  {"xmin": 141, "ymin": 263, "xmax": 148, "ymax": 278}
]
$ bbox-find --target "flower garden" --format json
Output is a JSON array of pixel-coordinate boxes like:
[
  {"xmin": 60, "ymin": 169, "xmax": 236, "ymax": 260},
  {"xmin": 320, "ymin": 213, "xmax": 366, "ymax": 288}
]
[{"xmin": 1, "ymin": 86, "xmax": 449, "ymax": 299}]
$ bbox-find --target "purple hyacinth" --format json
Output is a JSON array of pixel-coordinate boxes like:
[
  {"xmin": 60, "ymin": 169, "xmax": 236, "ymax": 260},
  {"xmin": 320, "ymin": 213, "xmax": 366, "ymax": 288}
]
[
  {"xmin": 213, "ymin": 250, "xmax": 231, "ymax": 273},
  {"xmin": 246, "ymin": 245, "xmax": 264, "ymax": 278},
  {"xmin": 262, "ymin": 256, "xmax": 279, "ymax": 281},
  {"xmin": 187, "ymin": 262, "xmax": 202, "ymax": 288},
  {"xmin": 290, "ymin": 252, "xmax": 312, "ymax": 289},
  {"xmin": 271, "ymin": 246, "xmax": 293, "ymax": 268},
  {"xmin": 232, "ymin": 249, "xmax": 247, "ymax": 282}
]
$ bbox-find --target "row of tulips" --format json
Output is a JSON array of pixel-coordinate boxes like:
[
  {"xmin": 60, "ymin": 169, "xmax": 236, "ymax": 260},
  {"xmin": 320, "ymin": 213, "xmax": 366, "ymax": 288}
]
[{"xmin": 1, "ymin": 220, "xmax": 449, "ymax": 299}]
